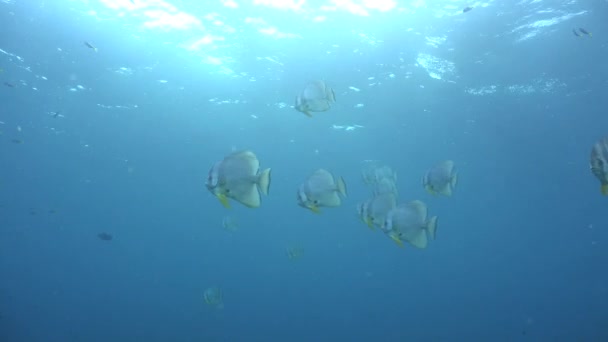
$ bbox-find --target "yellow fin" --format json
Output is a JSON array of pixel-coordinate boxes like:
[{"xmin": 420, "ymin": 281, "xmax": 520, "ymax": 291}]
[
  {"xmin": 365, "ymin": 218, "xmax": 375, "ymax": 230},
  {"xmin": 601, "ymin": 184, "xmax": 608, "ymax": 196},
  {"xmin": 424, "ymin": 184, "xmax": 436, "ymax": 195},
  {"xmin": 308, "ymin": 205, "xmax": 320, "ymax": 214},
  {"xmin": 389, "ymin": 233, "xmax": 403, "ymax": 248},
  {"xmin": 217, "ymin": 194, "xmax": 231, "ymax": 208}
]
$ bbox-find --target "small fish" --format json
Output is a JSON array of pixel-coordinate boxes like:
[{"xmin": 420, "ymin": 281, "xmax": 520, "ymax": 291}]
[
  {"xmin": 11, "ymin": 139, "xmax": 22, "ymax": 144},
  {"xmin": 383, "ymin": 200, "xmax": 437, "ymax": 248},
  {"xmin": 590, "ymin": 137, "xmax": 608, "ymax": 195},
  {"xmin": 422, "ymin": 160, "xmax": 458, "ymax": 197},
  {"xmin": 221, "ymin": 216, "xmax": 238, "ymax": 232},
  {"xmin": 97, "ymin": 232, "xmax": 113, "ymax": 241},
  {"xmin": 463, "ymin": 6, "xmax": 473, "ymax": 13},
  {"xmin": 357, "ymin": 192, "xmax": 397, "ymax": 231},
  {"xmin": 286, "ymin": 246, "xmax": 304, "ymax": 260},
  {"xmin": 3, "ymin": 82, "xmax": 15, "ymax": 88},
  {"xmin": 572, "ymin": 28, "xmax": 581, "ymax": 37},
  {"xmin": 203, "ymin": 287, "xmax": 224, "ymax": 309},
  {"xmin": 206, "ymin": 150, "xmax": 271, "ymax": 208},
  {"xmin": 361, "ymin": 162, "xmax": 397, "ymax": 186},
  {"xmin": 372, "ymin": 177, "xmax": 399, "ymax": 198},
  {"xmin": 297, "ymin": 169, "xmax": 347, "ymax": 213},
  {"xmin": 294, "ymin": 80, "xmax": 336, "ymax": 118},
  {"xmin": 579, "ymin": 28, "xmax": 592, "ymax": 37},
  {"xmin": 84, "ymin": 41, "xmax": 98, "ymax": 52}
]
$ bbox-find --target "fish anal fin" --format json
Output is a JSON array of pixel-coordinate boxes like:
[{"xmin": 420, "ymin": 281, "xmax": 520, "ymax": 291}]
[
  {"xmin": 238, "ymin": 185, "xmax": 262, "ymax": 208},
  {"xmin": 410, "ymin": 230, "xmax": 428, "ymax": 249}
]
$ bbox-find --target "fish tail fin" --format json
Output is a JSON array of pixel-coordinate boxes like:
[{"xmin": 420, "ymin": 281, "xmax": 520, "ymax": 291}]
[
  {"xmin": 451, "ymin": 171, "xmax": 458, "ymax": 190},
  {"xmin": 336, "ymin": 176, "xmax": 347, "ymax": 197},
  {"xmin": 258, "ymin": 168, "xmax": 271, "ymax": 195},
  {"xmin": 389, "ymin": 233, "xmax": 404, "ymax": 248},
  {"xmin": 427, "ymin": 216, "xmax": 438, "ymax": 240},
  {"xmin": 601, "ymin": 184, "xmax": 608, "ymax": 196}
]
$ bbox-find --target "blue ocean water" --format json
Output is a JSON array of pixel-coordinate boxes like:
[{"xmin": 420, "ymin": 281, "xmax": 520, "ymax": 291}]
[{"xmin": 1, "ymin": 0, "xmax": 607, "ymax": 341}]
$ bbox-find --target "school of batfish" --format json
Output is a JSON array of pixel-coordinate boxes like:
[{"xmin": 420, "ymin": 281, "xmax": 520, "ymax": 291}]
[
  {"xmin": 205, "ymin": 80, "xmax": 608, "ymax": 251},
  {"xmin": 206, "ymin": 80, "xmax": 463, "ymax": 250}
]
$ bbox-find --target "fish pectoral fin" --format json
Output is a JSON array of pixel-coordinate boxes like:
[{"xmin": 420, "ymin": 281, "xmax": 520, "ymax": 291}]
[
  {"xmin": 216, "ymin": 194, "xmax": 231, "ymax": 208},
  {"xmin": 389, "ymin": 233, "xmax": 403, "ymax": 248},
  {"xmin": 601, "ymin": 184, "xmax": 608, "ymax": 196},
  {"xmin": 308, "ymin": 205, "xmax": 321, "ymax": 214},
  {"xmin": 364, "ymin": 218, "xmax": 375, "ymax": 230}
]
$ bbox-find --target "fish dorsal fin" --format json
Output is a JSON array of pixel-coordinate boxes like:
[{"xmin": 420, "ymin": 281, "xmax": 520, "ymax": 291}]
[{"xmin": 441, "ymin": 160, "xmax": 455, "ymax": 174}]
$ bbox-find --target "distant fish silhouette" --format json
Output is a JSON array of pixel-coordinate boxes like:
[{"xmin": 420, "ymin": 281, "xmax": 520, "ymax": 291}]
[
  {"xmin": 572, "ymin": 28, "xmax": 581, "ymax": 37},
  {"xmin": 463, "ymin": 6, "xmax": 473, "ymax": 13},
  {"xmin": 579, "ymin": 27, "xmax": 592, "ymax": 37},
  {"xmin": 84, "ymin": 41, "xmax": 98, "ymax": 52},
  {"xmin": 97, "ymin": 232, "xmax": 113, "ymax": 241}
]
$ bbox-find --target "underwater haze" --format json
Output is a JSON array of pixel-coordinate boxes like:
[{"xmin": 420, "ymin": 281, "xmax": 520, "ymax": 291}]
[{"xmin": 1, "ymin": 0, "xmax": 607, "ymax": 341}]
